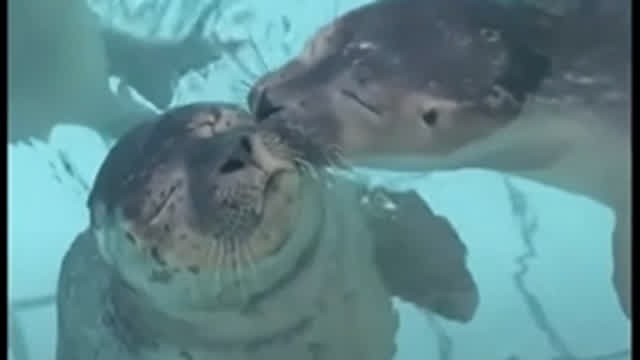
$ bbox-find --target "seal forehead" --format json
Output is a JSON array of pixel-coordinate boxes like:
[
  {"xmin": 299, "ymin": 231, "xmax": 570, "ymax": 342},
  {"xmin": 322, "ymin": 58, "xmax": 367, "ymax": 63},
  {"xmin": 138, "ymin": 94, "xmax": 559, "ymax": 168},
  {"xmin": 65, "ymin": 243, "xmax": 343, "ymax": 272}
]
[{"xmin": 299, "ymin": 0, "xmax": 553, "ymax": 98}]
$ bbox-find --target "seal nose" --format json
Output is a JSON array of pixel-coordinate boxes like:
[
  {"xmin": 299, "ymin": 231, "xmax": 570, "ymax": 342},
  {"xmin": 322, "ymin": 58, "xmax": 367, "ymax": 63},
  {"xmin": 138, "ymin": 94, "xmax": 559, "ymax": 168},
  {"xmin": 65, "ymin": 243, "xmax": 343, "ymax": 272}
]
[
  {"xmin": 219, "ymin": 136, "xmax": 253, "ymax": 174},
  {"xmin": 252, "ymin": 88, "xmax": 283, "ymax": 121}
]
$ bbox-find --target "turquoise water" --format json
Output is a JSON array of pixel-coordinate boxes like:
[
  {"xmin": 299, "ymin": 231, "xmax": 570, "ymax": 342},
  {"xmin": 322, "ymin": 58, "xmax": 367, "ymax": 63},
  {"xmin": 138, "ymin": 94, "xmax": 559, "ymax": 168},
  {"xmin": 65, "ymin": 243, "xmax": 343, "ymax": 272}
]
[{"xmin": 8, "ymin": 0, "xmax": 630, "ymax": 359}]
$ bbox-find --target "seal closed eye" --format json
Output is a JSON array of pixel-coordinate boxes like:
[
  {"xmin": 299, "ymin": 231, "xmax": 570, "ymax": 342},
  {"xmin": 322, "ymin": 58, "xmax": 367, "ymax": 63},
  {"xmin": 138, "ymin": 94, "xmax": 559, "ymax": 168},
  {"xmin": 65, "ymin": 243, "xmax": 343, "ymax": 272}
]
[{"xmin": 56, "ymin": 102, "xmax": 479, "ymax": 360}]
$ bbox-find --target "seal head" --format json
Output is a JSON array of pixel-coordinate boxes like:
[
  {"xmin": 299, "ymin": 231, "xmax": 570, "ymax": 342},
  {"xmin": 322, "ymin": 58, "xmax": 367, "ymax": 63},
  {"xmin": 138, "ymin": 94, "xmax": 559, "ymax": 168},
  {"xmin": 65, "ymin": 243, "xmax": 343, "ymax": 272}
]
[
  {"xmin": 88, "ymin": 102, "xmax": 319, "ymax": 310},
  {"xmin": 249, "ymin": 0, "xmax": 552, "ymax": 161}
]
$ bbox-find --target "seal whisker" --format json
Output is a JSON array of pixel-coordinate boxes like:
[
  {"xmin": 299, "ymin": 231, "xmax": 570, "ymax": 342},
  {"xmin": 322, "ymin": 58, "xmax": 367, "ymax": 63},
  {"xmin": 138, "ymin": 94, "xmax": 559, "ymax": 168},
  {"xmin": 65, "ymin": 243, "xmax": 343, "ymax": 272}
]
[
  {"xmin": 327, "ymin": 149, "xmax": 350, "ymax": 170},
  {"xmin": 327, "ymin": 144, "xmax": 348, "ymax": 163},
  {"xmin": 213, "ymin": 238, "xmax": 224, "ymax": 292},
  {"xmin": 203, "ymin": 236, "xmax": 215, "ymax": 289},
  {"xmin": 320, "ymin": 168, "xmax": 337, "ymax": 189},
  {"xmin": 242, "ymin": 243, "xmax": 257, "ymax": 301},
  {"xmin": 242, "ymin": 242, "xmax": 259, "ymax": 292},
  {"xmin": 232, "ymin": 247, "xmax": 248, "ymax": 302},
  {"xmin": 294, "ymin": 157, "xmax": 320, "ymax": 180}
]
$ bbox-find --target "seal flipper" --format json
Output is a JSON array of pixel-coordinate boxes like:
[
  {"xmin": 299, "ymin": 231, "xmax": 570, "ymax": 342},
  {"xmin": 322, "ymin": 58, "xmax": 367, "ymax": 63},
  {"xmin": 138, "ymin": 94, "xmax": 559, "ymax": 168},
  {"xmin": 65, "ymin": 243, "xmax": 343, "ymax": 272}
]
[{"xmin": 363, "ymin": 188, "xmax": 479, "ymax": 323}]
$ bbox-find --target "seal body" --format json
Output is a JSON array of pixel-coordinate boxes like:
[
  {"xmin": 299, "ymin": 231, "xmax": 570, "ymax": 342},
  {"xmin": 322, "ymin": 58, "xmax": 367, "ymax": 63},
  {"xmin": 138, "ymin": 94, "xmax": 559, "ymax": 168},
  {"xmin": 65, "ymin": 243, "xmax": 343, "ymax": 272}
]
[
  {"xmin": 57, "ymin": 103, "xmax": 478, "ymax": 359},
  {"xmin": 248, "ymin": 0, "xmax": 631, "ymax": 318},
  {"xmin": 58, "ymin": 182, "xmax": 399, "ymax": 360}
]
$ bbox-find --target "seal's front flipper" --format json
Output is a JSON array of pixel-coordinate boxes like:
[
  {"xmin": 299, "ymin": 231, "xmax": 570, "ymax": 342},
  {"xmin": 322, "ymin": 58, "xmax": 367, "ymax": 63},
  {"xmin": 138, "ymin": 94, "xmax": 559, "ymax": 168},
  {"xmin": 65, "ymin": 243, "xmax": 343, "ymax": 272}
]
[{"xmin": 363, "ymin": 188, "xmax": 479, "ymax": 323}]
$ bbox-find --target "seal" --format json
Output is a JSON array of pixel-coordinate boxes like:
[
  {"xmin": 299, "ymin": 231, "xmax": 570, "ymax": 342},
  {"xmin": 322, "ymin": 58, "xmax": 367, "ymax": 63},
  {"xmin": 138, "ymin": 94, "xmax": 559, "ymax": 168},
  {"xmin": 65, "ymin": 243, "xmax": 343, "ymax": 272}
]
[
  {"xmin": 248, "ymin": 0, "xmax": 631, "ymax": 318},
  {"xmin": 56, "ymin": 102, "xmax": 479, "ymax": 360},
  {"xmin": 9, "ymin": 0, "xmax": 145, "ymax": 142},
  {"xmin": 8, "ymin": 0, "xmax": 218, "ymax": 143}
]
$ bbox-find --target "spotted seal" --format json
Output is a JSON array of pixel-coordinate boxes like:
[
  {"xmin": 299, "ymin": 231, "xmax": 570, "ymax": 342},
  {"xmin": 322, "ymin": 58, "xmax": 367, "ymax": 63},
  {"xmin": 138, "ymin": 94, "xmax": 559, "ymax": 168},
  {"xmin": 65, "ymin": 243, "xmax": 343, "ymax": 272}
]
[
  {"xmin": 56, "ymin": 102, "xmax": 479, "ymax": 360},
  {"xmin": 248, "ymin": 0, "xmax": 631, "ymax": 318}
]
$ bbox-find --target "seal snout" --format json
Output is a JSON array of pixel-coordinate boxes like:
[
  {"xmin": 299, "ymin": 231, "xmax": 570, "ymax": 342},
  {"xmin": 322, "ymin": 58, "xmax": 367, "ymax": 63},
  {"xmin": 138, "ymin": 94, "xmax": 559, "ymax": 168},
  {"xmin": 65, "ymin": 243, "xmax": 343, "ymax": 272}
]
[
  {"xmin": 247, "ymin": 133, "xmax": 296, "ymax": 175},
  {"xmin": 220, "ymin": 133, "xmax": 295, "ymax": 177},
  {"xmin": 218, "ymin": 135, "xmax": 255, "ymax": 174}
]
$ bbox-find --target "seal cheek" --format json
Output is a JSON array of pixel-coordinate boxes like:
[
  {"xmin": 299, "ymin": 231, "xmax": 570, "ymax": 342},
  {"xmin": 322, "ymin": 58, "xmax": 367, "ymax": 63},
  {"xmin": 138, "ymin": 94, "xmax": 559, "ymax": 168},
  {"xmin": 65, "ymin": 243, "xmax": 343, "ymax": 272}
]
[
  {"xmin": 386, "ymin": 92, "xmax": 480, "ymax": 154},
  {"xmin": 94, "ymin": 228, "xmax": 114, "ymax": 265},
  {"xmin": 250, "ymin": 171, "xmax": 301, "ymax": 257}
]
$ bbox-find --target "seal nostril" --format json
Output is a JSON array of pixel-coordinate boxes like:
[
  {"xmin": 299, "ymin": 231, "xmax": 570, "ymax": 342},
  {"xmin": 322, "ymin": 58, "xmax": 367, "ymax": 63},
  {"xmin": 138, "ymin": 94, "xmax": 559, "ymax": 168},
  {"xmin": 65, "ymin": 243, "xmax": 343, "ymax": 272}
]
[
  {"xmin": 220, "ymin": 136, "xmax": 253, "ymax": 174},
  {"xmin": 255, "ymin": 90, "xmax": 284, "ymax": 121}
]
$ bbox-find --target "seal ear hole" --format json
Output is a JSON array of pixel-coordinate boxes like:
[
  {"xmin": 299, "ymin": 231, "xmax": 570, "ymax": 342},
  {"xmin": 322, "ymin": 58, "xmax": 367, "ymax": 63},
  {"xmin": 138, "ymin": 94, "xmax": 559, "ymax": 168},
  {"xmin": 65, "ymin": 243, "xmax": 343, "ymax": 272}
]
[{"xmin": 421, "ymin": 108, "xmax": 439, "ymax": 127}]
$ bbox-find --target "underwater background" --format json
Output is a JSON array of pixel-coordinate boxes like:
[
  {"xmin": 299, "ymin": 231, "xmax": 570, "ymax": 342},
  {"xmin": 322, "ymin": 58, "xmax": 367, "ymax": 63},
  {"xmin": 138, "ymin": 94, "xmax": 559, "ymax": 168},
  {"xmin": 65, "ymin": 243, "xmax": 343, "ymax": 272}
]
[{"xmin": 8, "ymin": 0, "xmax": 630, "ymax": 359}]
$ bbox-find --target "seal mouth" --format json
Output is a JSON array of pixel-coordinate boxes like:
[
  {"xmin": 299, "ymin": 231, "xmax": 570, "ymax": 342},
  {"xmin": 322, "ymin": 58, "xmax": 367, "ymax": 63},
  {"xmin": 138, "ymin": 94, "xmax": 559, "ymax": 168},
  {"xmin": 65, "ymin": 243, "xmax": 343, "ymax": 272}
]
[{"xmin": 340, "ymin": 89, "xmax": 382, "ymax": 116}]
